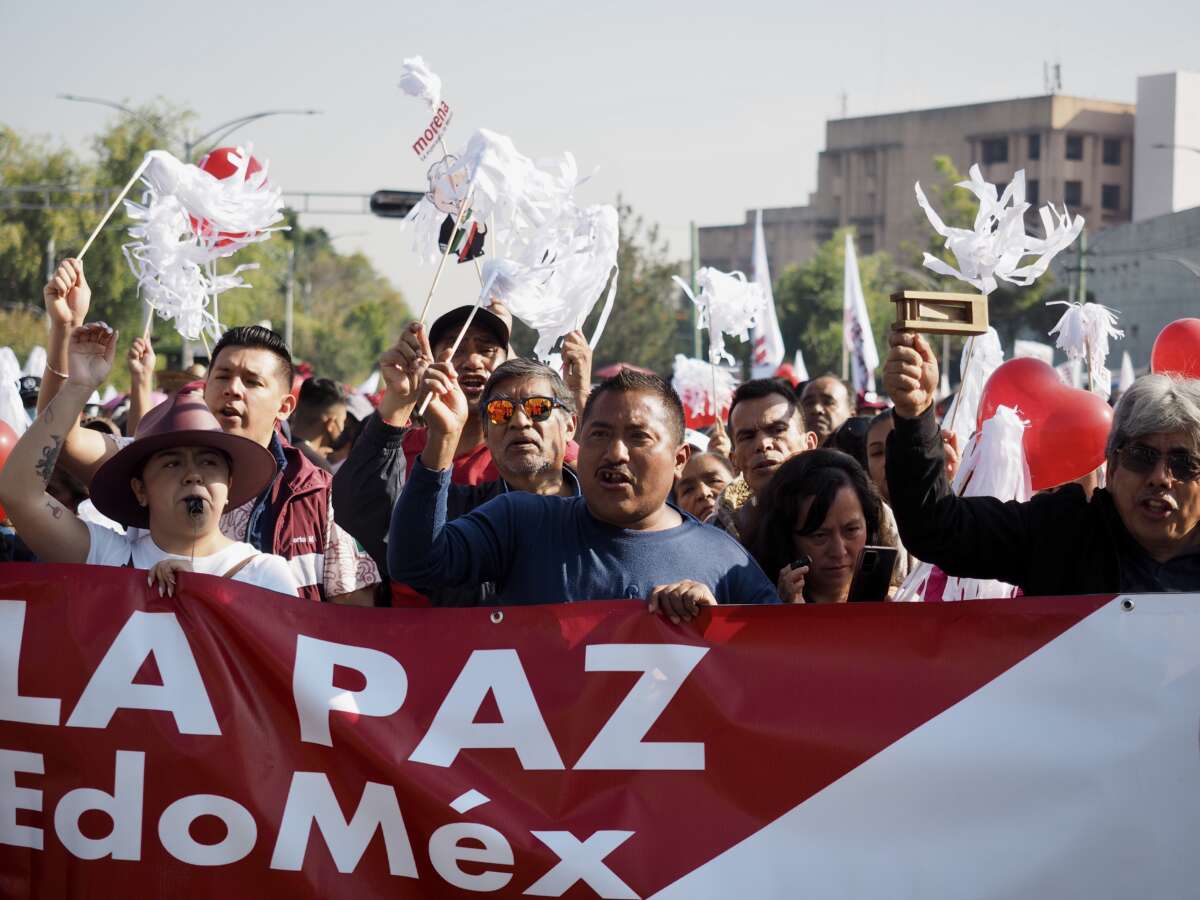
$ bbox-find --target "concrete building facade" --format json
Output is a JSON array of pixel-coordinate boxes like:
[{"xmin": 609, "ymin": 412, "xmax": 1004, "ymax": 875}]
[
  {"xmin": 701, "ymin": 92, "xmax": 1136, "ymax": 274},
  {"xmin": 1133, "ymin": 72, "xmax": 1200, "ymax": 222},
  {"xmin": 1051, "ymin": 205, "xmax": 1200, "ymax": 369}
]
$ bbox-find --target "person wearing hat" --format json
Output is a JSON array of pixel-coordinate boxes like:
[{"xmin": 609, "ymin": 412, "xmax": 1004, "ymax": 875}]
[{"xmin": 0, "ymin": 324, "xmax": 299, "ymax": 597}]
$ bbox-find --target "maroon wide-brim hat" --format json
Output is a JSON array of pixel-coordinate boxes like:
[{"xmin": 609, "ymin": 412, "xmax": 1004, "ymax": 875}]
[{"xmin": 90, "ymin": 387, "xmax": 277, "ymax": 530}]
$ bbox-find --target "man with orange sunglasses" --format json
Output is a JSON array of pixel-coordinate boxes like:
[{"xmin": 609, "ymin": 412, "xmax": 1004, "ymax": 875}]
[{"xmin": 336, "ymin": 356, "xmax": 580, "ymax": 606}]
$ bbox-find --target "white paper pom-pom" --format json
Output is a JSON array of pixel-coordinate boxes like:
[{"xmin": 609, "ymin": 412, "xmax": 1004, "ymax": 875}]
[
  {"xmin": 1048, "ymin": 300, "xmax": 1124, "ymax": 397},
  {"xmin": 398, "ymin": 56, "xmax": 442, "ymax": 109},
  {"xmin": 673, "ymin": 268, "xmax": 767, "ymax": 365},
  {"xmin": 915, "ymin": 164, "xmax": 1084, "ymax": 295},
  {"xmin": 672, "ymin": 355, "xmax": 735, "ymax": 419}
]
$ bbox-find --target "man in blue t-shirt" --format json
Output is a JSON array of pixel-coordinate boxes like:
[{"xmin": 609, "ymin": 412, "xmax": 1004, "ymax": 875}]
[{"xmin": 389, "ymin": 359, "xmax": 779, "ymax": 621}]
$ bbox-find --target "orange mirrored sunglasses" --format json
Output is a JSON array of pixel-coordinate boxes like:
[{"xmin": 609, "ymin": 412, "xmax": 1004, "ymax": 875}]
[{"xmin": 485, "ymin": 396, "xmax": 562, "ymax": 425}]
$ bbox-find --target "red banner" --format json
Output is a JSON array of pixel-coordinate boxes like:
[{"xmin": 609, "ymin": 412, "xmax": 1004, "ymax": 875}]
[{"xmin": 0, "ymin": 564, "xmax": 1133, "ymax": 897}]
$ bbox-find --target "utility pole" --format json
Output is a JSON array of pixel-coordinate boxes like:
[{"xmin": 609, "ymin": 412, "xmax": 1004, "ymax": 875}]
[
  {"xmin": 689, "ymin": 221, "xmax": 701, "ymax": 359},
  {"xmin": 285, "ymin": 246, "xmax": 296, "ymax": 350}
]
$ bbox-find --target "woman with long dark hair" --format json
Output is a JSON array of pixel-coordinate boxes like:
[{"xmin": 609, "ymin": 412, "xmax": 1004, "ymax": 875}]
[{"xmin": 749, "ymin": 449, "xmax": 885, "ymax": 603}]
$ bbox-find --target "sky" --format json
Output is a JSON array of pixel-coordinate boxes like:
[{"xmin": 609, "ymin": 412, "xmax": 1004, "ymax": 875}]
[{"xmin": 3, "ymin": 0, "xmax": 1198, "ymax": 323}]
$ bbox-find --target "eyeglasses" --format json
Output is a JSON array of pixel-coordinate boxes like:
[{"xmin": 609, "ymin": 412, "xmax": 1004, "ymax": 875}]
[
  {"xmin": 485, "ymin": 396, "xmax": 562, "ymax": 426},
  {"xmin": 1116, "ymin": 443, "xmax": 1200, "ymax": 482}
]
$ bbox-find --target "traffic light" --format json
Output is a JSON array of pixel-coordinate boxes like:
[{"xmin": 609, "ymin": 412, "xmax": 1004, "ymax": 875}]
[{"xmin": 369, "ymin": 190, "xmax": 424, "ymax": 218}]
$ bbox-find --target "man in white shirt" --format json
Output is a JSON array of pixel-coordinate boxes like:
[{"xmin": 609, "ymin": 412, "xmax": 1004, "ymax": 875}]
[{"xmin": 0, "ymin": 323, "xmax": 299, "ymax": 598}]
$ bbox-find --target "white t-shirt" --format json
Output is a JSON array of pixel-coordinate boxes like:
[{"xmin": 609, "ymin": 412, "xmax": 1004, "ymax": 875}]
[{"xmin": 85, "ymin": 522, "xmax": 301, "ymax": 597}]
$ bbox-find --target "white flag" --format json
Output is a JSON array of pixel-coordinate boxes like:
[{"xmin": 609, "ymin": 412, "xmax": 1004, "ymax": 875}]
[
  {"xmin": 792, "ymin": 348, "xmax": 809, "ymax": 382},
  {"xmin": 750, "ymin": 210, "xmax": 785, "ymax": 379},
  {"xmin": 843, "ymin": 233, "xmax": 879, "ymax": 394},
  {"xmin": 1117, "ymin": 351, "xmax": 1135, "ymax": 393}
]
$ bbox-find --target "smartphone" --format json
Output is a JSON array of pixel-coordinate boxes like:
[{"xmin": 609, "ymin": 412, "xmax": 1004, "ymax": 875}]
[
  {"xmin": 790, "ymin": 555, "xmax": 812, "ymax": 571},
  {"xmin": 847, "ymin": 546, "xmax": 899, "ymax": 603}
]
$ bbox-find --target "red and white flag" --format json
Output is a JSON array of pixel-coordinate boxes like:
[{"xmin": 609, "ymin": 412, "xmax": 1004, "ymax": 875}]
[
  {"xmin": 750, "ymin": 210, "xmax": 785, "ymax": 379},
  {"xmin": 843, "ymin": 232, "xmax": 878, "ymax": 393}
]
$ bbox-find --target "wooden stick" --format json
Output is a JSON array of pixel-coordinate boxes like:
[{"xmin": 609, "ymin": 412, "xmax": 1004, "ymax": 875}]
[
  {"xmin": 946, "ymin": 335, "xmax": 979, "ymax": 435},
  {"xmin": 415, "ymin": 295, "xmax": 485, "ymax": 418},
  {"xmin": 416, "ymin": 187, "xmax": 474, "ymax": 325},
  {"xmin": 142, "ymin": 304, "xmax": 155, "ymax": 340},
  {"xmin": 79, "ymin": 157, "xmax": 151, "ymax": 260}
]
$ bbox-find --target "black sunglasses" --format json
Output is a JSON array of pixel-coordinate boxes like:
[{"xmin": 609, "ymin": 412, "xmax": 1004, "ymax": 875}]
[
  {"xmin": 1116, "ymin": 443, "xmax": 1200, "ymax": 482},
  {"xmin": 485, "ymin": 396, "xmax": 563, "ymax": 426}
]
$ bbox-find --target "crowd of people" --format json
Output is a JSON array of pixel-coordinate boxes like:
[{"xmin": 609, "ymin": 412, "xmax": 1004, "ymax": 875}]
[{"xmin": 3, "ymin": 256, "xmax": 1199, "ymax": 612}]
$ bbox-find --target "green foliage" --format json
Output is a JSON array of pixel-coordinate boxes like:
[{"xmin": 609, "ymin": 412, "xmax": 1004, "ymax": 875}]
[
  {"xmin": 773, "ymin": 228, "xmax": 922, "ymax": 380},
  {"xmin": 1, "ymin": 106, "xmax": 409, "ymax": 387}
]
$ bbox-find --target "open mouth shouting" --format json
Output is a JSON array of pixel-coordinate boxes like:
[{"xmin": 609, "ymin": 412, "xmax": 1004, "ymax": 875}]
[
  {"xmin": 216, "ymin": 404, "xmax": 245, "ymax": 431},
  {"xmin": 1138, "ymin": 493, "xmax": 1178, "ymax": 520},
  {"xmin": 596, "ymin": 467, "xmax": 635, "ymax": 491},
  {"xmin": 459, "ymin": 373, "xmax": 487, "ymax": 400}
]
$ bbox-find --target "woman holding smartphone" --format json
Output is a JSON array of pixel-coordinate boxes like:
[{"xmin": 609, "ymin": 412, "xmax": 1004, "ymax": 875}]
[{"xmin": 749, "ymin": 449, "xmax": 891, "ymax": 603}]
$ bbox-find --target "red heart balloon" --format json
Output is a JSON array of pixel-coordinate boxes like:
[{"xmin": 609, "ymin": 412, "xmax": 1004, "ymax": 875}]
[
  {"xmin": 190, "ymin": 146, "xmax": 266, "ymax": 248},
  {"xmin": 1150, "ymin": 318, "xmax": 1200, "ymax": 378},
  {"xmin": 977, "ymin": 357, "xmax": 1113, "ymax": 491},
  {"xmin": 0, "ymin": 419, "xmax": 16, "ymax": 521}
]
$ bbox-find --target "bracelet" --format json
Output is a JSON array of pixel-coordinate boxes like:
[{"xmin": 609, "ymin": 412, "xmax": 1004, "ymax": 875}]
[{"xmin": 45, "ymin": 363, "xmax": 68, "ymax": 379}]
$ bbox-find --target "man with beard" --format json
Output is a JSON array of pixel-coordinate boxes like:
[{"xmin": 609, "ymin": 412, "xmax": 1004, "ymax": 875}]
[
  {"xmin": 715, "ymin": 379, "xmax": 817, "ymax": 542},
  {"xmin": 800, "ymin": 374, "xmax": 856, "ymax": 445},
  {"xmin": 335, "ymin": 357, "xmax": 581, "ymax": 605},
  {"xmin": 389, "ymin": 366, "xmax": 778, "ymax": 621}
]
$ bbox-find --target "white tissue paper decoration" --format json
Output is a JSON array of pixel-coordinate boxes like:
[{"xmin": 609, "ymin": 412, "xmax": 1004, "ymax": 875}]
[
  {"xmin": 1047, "ymin": 300, "xmax": 1124, "ymax": 398},
  {"xmin": 673, "ymin": 355, "xmax": 735, "ymax": 419},
  {"xmin": 0, "ymin": 347, "xmax": 27, "ymax": 436},
  {"xmin": 23, "ymin": 346, "xmax": 46, "ymax": 378},
  {"xmin": 893, "ymin": 404, "xmax": 1030, "ymax": 602},
  {"xmin": 915, "ymin": 165, "xmax": 1084, "ymax": 295},
  {"xmin": 398, "ymin": 56, "xmax": 442, "ymax": 109},
  {"xmin": 673, "ymin": 268, "xmax": 767, "ymax": 365},
  {"xmin": 940, "ymin": 327, "xmax": 1004, "ymax": 449},
  {"xmin": 121, "ymin": 147, "xmax": 284, "ymax": 342},
  {"xmin": 139, "ymin": 149, "xmax": 284, "ymax": 250}
]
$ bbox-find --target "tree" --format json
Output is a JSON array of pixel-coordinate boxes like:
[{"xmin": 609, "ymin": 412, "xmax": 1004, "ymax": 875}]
[
  {"xmin": 0, "ymin": 109, "xmax": 410, "ymax": 387},
  {"xmin": 773, "ymin": 228, "xmax": 923, "ymax": 381}
]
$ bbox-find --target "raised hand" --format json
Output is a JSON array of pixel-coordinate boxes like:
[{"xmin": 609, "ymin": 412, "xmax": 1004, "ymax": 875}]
[
  {"xmin": 67, "ymin": 324, "xmax": 118, "ymax": 390},
  {"xmin": 560, "ymin": 329, "xmax": 592, "ymax": 408},
  {"xmin": 884, "ymin": 329, "xmax": 939, "ymax": 419},
  {"xmin": 777, "ymin": 561, "xmax": 809, "ymax": 604},
  {"xmin": 380, "ymin": 322, "xmax": 434, "ymax": 404},
  {"xmin": 128, "ymin": 336, "xmax": 157, "ymax": 386},
  {"xmin": 421, "ymin": 351, "xmax": 469, "ymax": 440},
  {"xmin": 707, "ymin": 419, "xmax": 732, "ymax": 457},
  {"xmin": 43, "ymin": 258, "xmax": 91, "ymax": 329}
]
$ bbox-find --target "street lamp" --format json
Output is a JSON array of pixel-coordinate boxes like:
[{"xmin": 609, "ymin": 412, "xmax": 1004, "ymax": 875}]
[
  {"xmin": 57, "ymin": 93, "xmax": 322, "ymax": 161},
  {"xmin": 1151, "ymin": 142, "xmax": 1200, "ymax": 156}
]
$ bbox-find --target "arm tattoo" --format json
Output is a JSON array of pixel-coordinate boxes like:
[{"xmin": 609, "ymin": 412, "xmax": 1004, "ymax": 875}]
[
  {"xmin": 34, "ymin": 434, "xmax": 64, "ymax": 485},
  {"xmin": 44, "ymin": 499, "xmax": 64, "ymax": 519}
]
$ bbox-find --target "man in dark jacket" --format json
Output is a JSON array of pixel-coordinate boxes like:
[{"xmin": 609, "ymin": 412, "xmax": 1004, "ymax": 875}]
[
  {"xmin": 883, "ymin": 329, "xmax": 1200, "ymax": 594},
  {"xmin": 334, "ymin": 357, "xmax": 581, "ymax": 605}
]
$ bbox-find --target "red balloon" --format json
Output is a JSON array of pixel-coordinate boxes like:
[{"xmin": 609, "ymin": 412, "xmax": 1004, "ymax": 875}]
[
  {"xmin": 976, "ymin": 357, "xmax": 1113, "ymax": 491},
  {"xmin": 191, "ymin": 146, "xmax": 266, "ymax": 247},
  {"xmin": 682, "ymin": 403, "xmax": 729, "ymax": 431},
  {"xmin": 1150, "ymin": 318, "xmax": 1200, "ymax": 379},
  {"xmin": 0, "ymin": 420, "xmax": 16, "ymax": 521}
]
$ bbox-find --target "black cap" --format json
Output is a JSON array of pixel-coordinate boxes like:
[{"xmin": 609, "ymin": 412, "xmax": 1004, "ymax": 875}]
[
  {"xmin": 18, "ymin": 375, "xmax": 40, "ymax": 407},
  {"xmin": 428, "ymin": 305, "xmax": 510, "ymax": 352}
]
